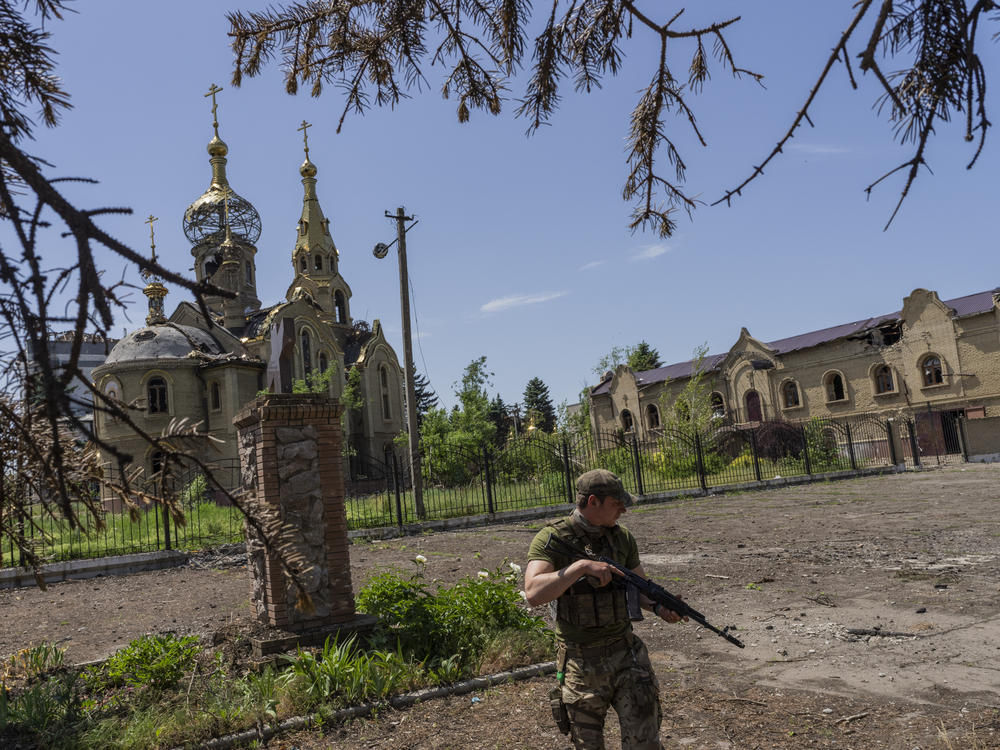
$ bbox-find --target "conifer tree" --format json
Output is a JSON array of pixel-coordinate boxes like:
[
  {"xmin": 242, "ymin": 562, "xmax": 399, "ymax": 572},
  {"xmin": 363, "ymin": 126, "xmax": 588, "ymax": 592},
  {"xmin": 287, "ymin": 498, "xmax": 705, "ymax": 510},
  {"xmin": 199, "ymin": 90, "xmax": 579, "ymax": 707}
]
[
  {"xmin": 408, "ymin": 368, "xmax": 439, "ymax": 428},
  {"xmin": 523, "ymin": 377, "xmax": 556, "ymax": 433},
  {"xmin": 627, "ymin": 341, "xmax": 663, "ymax": 372}
]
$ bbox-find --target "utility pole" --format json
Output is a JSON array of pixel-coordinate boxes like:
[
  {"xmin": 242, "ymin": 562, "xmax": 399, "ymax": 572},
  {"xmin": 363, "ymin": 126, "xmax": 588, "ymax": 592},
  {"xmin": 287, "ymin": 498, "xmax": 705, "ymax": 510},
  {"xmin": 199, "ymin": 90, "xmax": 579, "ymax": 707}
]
[{"xmin": 376, "ymin": 207, "xmax": 424, "ymax": 519}]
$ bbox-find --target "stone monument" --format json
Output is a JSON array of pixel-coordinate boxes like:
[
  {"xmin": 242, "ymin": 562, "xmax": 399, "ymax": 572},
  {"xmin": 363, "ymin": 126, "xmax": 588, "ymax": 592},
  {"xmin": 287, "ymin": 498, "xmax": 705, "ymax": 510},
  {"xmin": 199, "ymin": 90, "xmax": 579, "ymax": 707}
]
[{"xmin": 234, "ymin": 392, "xmax": 374, "ymax": 654}]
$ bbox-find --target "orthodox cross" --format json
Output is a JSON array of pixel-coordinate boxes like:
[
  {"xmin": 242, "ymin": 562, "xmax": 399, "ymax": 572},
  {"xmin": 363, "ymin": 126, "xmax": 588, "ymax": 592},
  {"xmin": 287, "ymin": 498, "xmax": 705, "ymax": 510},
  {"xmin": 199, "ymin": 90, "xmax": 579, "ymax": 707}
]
[
  {"xmin": 205, "ymin": 83, "xmax": 223, "ymax": 136},
  {"xmin": 298, "ymin": 119, "xmax": 312, "ymax": 157},
  {"xmin": 145, "ymin": 214, "xmax": 159, "ymax": 263}
]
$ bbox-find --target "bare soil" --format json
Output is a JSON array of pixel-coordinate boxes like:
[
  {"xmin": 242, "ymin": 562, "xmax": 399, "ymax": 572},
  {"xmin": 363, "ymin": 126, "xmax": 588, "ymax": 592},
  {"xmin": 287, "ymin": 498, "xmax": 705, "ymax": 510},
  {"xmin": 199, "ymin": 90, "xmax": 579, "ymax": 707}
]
[{"xmin": 4, "ymin": 463, "xmax": 1000, "ymax": 748}]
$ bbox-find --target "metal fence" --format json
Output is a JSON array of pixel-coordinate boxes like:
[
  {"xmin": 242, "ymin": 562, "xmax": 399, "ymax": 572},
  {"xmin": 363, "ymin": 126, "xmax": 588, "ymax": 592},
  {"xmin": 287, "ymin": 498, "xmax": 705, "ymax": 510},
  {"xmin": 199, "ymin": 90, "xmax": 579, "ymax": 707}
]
[{"xmin": 3, "ymin": 411, "xmax": 961, "ymax": 567}]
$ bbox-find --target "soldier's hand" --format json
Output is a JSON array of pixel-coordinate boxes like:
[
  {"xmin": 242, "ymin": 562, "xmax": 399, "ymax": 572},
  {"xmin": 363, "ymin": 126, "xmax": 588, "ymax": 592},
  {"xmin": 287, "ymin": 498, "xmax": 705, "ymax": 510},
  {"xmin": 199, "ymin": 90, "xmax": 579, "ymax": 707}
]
[{"xmin": 576, "ymin": 560, "xmax": 622, "ymax": 588}]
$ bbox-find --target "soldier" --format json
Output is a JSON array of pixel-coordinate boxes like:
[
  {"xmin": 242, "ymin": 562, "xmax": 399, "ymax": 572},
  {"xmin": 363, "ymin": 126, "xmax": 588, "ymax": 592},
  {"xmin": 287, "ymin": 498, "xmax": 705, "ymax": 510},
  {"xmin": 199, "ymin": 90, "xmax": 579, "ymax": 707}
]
[{"xmin": 524, "ymin": 469, "xmax": 684, "ymax": 750}]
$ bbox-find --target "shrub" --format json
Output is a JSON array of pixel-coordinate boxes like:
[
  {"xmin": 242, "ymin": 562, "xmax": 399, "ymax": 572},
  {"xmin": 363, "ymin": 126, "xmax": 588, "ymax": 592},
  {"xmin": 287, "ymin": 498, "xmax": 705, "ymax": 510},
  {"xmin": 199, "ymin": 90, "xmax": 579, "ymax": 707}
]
[{"xmin": 86, "ymin": 634, "xmax": 200, "ymax": 695}]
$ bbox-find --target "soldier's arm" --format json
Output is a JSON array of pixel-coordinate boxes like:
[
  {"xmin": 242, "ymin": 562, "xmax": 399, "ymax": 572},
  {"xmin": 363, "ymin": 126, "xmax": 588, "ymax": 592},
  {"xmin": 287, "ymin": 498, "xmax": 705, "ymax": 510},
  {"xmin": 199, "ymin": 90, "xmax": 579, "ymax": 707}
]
[{"xmin": 524, "ymin": 558, "xmax": 623, "ymax": 607}]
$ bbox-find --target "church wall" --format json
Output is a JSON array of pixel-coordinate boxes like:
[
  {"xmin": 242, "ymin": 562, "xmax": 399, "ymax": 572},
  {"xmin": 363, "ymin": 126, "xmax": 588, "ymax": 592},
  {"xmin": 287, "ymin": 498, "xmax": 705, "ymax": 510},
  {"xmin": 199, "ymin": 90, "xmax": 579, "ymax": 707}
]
[{"xmin": 590, "ymin": 291, "xmax": 1000, "ymax": 430}]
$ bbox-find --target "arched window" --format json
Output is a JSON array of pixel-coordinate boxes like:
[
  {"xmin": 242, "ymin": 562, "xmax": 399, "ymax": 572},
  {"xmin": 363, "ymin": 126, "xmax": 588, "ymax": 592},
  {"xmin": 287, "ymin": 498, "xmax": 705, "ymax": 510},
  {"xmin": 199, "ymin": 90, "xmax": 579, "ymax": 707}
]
[
  {"xmin": 745, "ymin": 390, "xmax": 762, "ymax": 421},
  {"xmin": 380, "ymin": 365, "xmax": 391, "ymax": 420},
  {"xmin": 319, "ymin": 352, "xmax": 329, "ymax": 375},
  {"xmin": 151, "ymin": 450, "xmax": 165, "ymax": 477},
  {"xmin": 148, "ymin": 376, "xmax": 168, "ymax": 414},
  {"xmin": 873, "ymin": 365, "xmax": 894, "ymax": 394},
  {"xmin": 300, "ymin": 330, "xmax": 313, "ymax": 375},
  {"xmin": 334, "ymin": 290, "xmax": 347, "ymax": 324},
  {"xmin": 710, "ymin": 392, "xmax": 725, "ymax": 418},
  {"xmin": 782, "ymin": 380, "xmax": 800, "ymax": 408},
  {"xmin": 210, "ymin": 381, "xmax": 221, "ymax": 411},
  {"xmin": 922, "ymin": 355, "xmax": 943, "ymax": 386},
  {"xmin": 103, "ymin": 380, "xmax": 122, "ymax": 423},
  {"xmin": 299, "ymin": 256, "xmax": 306, "ymax": 272},
  {"xmin": 645, "ymin": 404, "xmax": 660, "ymax": 429},
  {"xmin": 314, "ymin": 254, "xmax": 323, "ymax": 270},
  {"xmin": 620, "ymin": 409, "xmax": 634, "ymax": 432},
  {"xmin": 825, "ymin": 372, "xmax": 846, "ymax": 402}
]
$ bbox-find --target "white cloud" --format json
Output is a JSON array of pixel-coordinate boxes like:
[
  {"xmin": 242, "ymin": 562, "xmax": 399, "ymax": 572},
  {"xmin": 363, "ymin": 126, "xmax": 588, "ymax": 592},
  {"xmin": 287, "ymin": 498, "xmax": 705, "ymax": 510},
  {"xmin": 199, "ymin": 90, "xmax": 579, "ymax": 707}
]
[
  {"xmin": 580, "ymin": 260, "xmax": 604, "ymax": 271},
  {"xmin": 480, "ymin": 291, "xmax": 568, "ymax": 313},
  {"xmin": 631, "ymin": 244, "xmax": 670, "ymax": 261},
  {"xmin": 787, "ymin": 143, "xmax": 850, "ymax": 155}
]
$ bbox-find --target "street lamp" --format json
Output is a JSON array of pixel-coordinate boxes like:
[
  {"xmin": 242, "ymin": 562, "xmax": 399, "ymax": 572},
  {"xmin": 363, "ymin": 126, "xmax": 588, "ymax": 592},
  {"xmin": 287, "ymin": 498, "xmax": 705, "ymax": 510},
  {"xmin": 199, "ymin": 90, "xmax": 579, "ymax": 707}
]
[{"xmin": 374, "ymin": 207, "xmax": 424, "ymax": 519}]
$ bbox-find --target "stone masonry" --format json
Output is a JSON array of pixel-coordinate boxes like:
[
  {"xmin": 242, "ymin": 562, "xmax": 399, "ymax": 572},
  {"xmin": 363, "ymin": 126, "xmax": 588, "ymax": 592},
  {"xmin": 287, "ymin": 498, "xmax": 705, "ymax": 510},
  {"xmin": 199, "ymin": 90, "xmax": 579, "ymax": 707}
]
[{"xmin": 234, "ymin": 393, "xmax": 357, "ymax": 630}]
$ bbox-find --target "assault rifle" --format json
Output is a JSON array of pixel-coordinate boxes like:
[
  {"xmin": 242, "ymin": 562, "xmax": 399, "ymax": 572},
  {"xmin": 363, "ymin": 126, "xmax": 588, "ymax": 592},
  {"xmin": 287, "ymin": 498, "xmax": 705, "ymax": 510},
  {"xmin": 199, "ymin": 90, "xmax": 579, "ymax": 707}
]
[{"xmin": 544, "ymin": 534, "xmax": 745, "ymax": 649}]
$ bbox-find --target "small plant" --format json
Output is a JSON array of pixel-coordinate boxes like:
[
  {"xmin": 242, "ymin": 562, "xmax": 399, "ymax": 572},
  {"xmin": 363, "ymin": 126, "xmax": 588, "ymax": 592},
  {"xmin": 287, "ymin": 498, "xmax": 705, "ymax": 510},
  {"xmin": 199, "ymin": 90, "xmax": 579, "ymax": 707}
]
[
  {"xmin": 745, "ymin": 582, "xmax": 762, "ymax": 591},
  {"xmin": 86, "ymin": 633, "xmax": 200, "ymax": 695}
]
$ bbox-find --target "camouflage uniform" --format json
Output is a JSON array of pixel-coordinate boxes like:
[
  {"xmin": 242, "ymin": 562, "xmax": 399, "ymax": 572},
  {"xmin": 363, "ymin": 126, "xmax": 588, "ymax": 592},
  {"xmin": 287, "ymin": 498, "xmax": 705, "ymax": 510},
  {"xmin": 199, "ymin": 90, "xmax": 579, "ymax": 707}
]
[{"xmin": 528, "ymin": 510, "xmax": 664, "ymax": 750}]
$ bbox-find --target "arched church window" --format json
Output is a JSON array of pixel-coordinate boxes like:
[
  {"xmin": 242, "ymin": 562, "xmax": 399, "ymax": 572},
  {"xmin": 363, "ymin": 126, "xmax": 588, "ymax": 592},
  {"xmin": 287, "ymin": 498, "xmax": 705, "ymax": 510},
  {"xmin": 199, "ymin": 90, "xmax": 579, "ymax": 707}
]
[
  {"xmin": 782, "ymin": 380, "xmax": 800, "ymax": 408},
  {"xmin": 319, "ymin": 352, "xmax": 329, "ymax": 375},
  {"xmin": 210, "ymin": 382, "xmax": 221, "ymax": 411},
  {"xmin": 380, "ymin": 365, "xmax": 391, "ymax": 420},
  {"xmin": 745, "ymin": 390, "xmax": 762, "ymax": 421},
  {"xmin": 148, "ymin": 377, "xmax": 168, "ymax": 414},
  {"xmin": 204, "ymin": 254, "xmax": 219, "ymax": 278},
  {"xmin": 922, "ymin": 355, "xmax": 944, "ymax": 386},
  {"xmin": 825, "ymin": 372, "xmax": 846, "ymax": 402},
  {"xmin": 300, "ymin": 330, "xmax": 313, "ymax": 375},
  {"xmin": 710, "ymin": 392, "xmax": 725, "ymax": 418},
  {"xmin": 103, "ymin": 380, "xmax": 122, "ymax": 423},
  {"xmin": 620, "ymin": 409, "xmax": 634, "ymax": 432},
  {"xmin": 299, "ymin": 257, "xmax": 306, "ymax": 272},
  {"xmin": 335, "ymin": 291, "xmax": 347, "ymax": 324},
  {"xmin": 645, "ymin": 404, "xmax": 660, "ymax": 430},
  {"xmin": 873, "ymin": 365, "xmax": 894, "ymax": 394},
  {"xmin": 314, "ymin": 254, "xmax": 323, "ymax": 270}
]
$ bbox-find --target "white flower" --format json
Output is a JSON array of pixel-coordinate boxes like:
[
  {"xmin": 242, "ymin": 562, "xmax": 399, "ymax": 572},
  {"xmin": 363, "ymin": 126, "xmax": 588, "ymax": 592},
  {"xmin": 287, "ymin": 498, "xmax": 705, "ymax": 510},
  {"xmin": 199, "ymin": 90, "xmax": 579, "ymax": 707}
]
[
  {"xmin": 414, "ymin": 554, "xmax": 427, "ymax": 564},
  {"xmin": 508, "ymin": 562, "xmax": 522, "ymax": 576},
  {"xmin": 519, "ymin": 591, "xmax": 529, "ymax": 601},
  {"xmin": 477, "ymin": 570, "xmax": 490, "ymax": 579}
]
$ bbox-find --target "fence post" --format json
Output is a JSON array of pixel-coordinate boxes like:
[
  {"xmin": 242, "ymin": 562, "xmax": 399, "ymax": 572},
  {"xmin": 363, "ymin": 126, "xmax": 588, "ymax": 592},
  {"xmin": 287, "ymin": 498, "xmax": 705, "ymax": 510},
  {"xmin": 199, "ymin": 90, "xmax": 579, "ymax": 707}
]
[
  {"xmin": 391, "ymin": 452, "xmax": 404, "ymax": 530},
  {"xmin": 908, "ymin": 419, "xmax": 921, "ymax": 467},
  {"xmin": 885, "ymin": 420, "xmax": 898, "ymax": 466},
  {"xmin": 801, "ymin": 424, "xmax": 812, "ymax": 475},
  {"xmin": 561, "ymin": 440, "xmax": 574, "ymax": 505},
  {"xmin": 845, "ymin": 423, "xmax": 858, "ymax": 471},
  {"xmin": 694, "ymin": 433, "xmax": 708, "ymax": 492},
  {"xmin": 161, "ymin": 498, "xmax": 172, "ymax": 551},
  {"xmin": 749, "ymin": 429, "xmax": 763, "ymax": 483},
  {"xmin": 630, "ymin": 435, "xmax": 645, "ymax": 496},
  {"xmin": 483, "ymin": 446, "xmax": 495, "ymax": 515}
]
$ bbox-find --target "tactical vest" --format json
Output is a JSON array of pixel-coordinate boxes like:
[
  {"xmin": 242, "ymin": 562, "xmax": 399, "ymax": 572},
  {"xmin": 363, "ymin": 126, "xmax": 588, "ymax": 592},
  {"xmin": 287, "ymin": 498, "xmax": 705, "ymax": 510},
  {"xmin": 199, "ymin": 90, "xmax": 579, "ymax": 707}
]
[{"xmin": 550, "ymin": 516, "xmax": 631, "ymax": 629}]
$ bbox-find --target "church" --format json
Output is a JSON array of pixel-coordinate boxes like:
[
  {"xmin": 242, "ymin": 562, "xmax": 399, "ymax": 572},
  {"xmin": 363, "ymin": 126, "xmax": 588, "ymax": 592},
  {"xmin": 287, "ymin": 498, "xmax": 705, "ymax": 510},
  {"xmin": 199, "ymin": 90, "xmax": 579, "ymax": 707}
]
[{"xmin": 91, "ymin": 96, "xmax": 405, "ymax": 480}]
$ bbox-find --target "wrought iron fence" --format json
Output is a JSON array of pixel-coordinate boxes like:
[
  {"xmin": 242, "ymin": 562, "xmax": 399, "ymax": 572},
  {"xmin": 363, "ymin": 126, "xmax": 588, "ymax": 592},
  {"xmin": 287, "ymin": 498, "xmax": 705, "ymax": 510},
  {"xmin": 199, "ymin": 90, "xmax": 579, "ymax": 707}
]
[{"xmin": 2, "ymin": 412, "xmax": 926, "ymax": 567}]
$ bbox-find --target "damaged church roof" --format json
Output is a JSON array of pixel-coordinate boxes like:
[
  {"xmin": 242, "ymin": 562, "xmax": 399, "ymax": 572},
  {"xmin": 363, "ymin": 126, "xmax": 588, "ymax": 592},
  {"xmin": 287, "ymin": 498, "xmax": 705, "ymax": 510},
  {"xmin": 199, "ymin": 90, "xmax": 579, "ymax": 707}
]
[{"xmin": 591, "ymin": 288, "xmax": 998, "ymax": 395}]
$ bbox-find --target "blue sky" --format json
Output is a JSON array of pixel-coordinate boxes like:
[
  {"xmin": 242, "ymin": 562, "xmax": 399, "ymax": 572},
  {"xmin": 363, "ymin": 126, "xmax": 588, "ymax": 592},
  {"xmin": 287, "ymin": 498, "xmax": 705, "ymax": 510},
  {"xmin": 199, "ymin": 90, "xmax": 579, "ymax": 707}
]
[{"xmin": 26, "ymin": 1, "xmax": 1000, "ymax": 412}]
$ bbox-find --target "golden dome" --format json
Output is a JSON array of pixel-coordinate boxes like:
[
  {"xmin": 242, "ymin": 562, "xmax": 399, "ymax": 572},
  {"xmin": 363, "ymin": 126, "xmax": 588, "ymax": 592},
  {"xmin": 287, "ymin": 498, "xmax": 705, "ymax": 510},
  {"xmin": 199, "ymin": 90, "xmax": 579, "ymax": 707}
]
[
  {"xmin": 300, "ymin": 157, "xmax": 317, "ymax": 178},
  {"xmin": 208, "ymin": 135, "xmax": 228, "ymax": 157}
]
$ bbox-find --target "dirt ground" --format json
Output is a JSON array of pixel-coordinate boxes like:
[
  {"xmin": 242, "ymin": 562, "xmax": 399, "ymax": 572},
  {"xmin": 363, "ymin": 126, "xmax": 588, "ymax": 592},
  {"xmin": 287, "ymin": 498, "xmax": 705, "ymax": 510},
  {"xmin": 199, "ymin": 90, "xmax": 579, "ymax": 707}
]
[{"xmin": 4, "ymin": 463, "xmax": 1000, "ymax": 748}]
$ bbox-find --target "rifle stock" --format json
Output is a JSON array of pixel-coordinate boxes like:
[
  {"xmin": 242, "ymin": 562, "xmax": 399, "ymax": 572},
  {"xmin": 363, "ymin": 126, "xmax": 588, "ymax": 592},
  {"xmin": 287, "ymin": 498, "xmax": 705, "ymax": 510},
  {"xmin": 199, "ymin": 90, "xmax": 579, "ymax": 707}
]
[{"xmin": 543, "ymin": 534, "xmax": 745, "ymax": 649}]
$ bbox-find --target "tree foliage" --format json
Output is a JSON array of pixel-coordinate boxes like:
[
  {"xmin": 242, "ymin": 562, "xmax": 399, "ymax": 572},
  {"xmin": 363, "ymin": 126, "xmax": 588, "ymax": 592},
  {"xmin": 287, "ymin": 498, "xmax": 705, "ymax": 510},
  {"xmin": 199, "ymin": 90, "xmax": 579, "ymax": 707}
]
[
  {"xmin": 657, "ymin": 343, "xmax": 718, "ymax": 434},
  {"xmin": 522, "ymin": 376, "xmax": 556, "ymax": 433},
  {"xmin": 409, "ymin": 368, "xmax": 439, "ymax": 428},
  {"xmin": 627, "ymin": 340, "xmax": 662, "ymax": 371},
  {"xmin": 229, "ymin": 1, "xmax": 996, "ymax": 235}
]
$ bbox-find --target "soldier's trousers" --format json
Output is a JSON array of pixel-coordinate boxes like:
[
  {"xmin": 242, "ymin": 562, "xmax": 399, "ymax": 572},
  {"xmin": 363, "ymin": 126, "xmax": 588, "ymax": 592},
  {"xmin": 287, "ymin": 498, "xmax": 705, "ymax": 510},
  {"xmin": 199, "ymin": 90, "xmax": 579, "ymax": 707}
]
[{"xmin": 559, "ymin": 635, "xmax": 663, "ymax": 750}]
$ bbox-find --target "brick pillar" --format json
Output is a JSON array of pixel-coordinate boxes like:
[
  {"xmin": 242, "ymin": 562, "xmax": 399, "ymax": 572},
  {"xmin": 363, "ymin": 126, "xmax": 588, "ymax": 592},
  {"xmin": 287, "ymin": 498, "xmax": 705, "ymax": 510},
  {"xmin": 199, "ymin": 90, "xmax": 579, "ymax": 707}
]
[{"xmin": 235, "ymin": 393, "xmax": 357, "ymax": 630}]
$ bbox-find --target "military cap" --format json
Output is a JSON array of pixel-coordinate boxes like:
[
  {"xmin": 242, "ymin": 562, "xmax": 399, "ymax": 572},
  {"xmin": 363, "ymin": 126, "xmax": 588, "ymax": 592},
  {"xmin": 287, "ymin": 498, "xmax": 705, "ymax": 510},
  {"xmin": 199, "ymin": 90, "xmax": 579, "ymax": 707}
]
[{"xmin": 575, "ymin": 469, "xmax": 634, "ymax": 506}]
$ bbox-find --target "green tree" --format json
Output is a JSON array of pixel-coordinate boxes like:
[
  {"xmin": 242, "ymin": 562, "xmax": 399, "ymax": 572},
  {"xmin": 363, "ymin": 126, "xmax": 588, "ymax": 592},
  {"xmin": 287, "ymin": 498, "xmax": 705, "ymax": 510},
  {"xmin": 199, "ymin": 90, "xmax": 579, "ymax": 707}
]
[
  {"xmin": 487, "ymin": 393, "xmax": 512, "ymax": 444},
  {"xmin": 229, "ymin": 2, "xmax": 996, "ymax": 236},
  {"xmin": 522, "ymin": 377, "xmax": 556, "ymax": 433},
  {"xmin": 658, "ymin": 344, "xmax": 718, "ymax": 434},
  {"xmin": 627, "ymin": 341, "xmax": 662, "ymax": 372},
  {"xmin": 593, "ymin": 342, "xmax": 661, "ymax": 378},
  {"xmin": 408, "ymin": 368, "xmax": 439, "ymax": 428}
]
